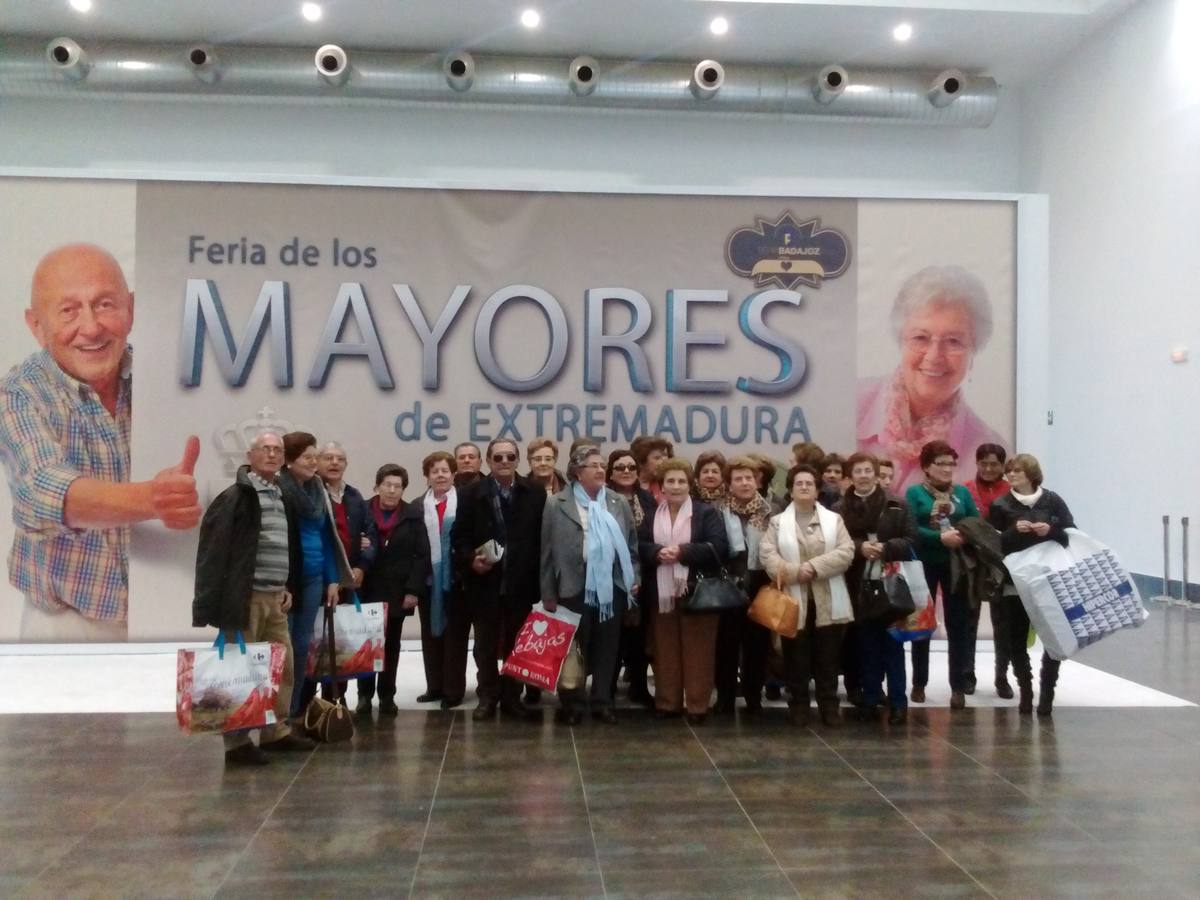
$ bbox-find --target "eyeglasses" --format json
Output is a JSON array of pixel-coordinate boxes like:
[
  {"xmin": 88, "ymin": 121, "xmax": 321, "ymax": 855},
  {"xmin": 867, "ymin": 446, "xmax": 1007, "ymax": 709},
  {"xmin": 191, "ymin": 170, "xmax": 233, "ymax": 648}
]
[
  {"xmin": 931, "ymin": 459, "xmax": 957, "ymax": 468},
  {"xmin": 903, "ymin": 332, "xmax": 971, "ymax": 357},
  {"xmin": 611, "ymin": 464, "xmax": 637, "ymax": 473},
  {"xmin": 491, "ymin": 453, "xmax": 518, "ymax": 463},
  {"xmin": 580, "ymin": 462, "xmax": 605, "ymax": 470}
]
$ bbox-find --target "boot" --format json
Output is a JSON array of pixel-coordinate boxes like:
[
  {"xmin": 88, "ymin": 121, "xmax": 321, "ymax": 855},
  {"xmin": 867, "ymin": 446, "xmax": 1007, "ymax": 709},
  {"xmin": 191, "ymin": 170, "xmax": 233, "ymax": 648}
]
[
  {"xmin": 1017, "ymin": 678, "xmax": 1034, "ymax": 714},
  {"xmin": 995, "ymin": 663, "xmax": 1014, "ymax": 700},
  {"xmin": 1037, "ymin": 657, "xmax": 1058, "ymax": 717},
  {"xmin": 788, "ymin": 703, "xmax": 810, "ymax": 727}
]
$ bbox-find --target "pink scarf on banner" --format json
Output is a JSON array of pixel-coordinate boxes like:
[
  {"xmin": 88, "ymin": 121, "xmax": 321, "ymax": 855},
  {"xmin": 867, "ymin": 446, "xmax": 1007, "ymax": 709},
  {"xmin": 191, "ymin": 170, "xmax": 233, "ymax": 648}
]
[
  {"xmin": 882, "ymin": 367, "xmax": 961, "ymax": 469},
  {"xmin": 653, "ymin": 497, "xmax": 692, "ymax": 613}
]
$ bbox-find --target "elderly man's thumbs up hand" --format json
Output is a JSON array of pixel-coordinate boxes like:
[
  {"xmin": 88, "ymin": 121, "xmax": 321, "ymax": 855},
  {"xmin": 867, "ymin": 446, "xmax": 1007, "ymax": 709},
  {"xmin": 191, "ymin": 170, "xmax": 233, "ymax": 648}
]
[{"xmin": 151, "ymin": 436, "xmax": 202, "ymax": 529}]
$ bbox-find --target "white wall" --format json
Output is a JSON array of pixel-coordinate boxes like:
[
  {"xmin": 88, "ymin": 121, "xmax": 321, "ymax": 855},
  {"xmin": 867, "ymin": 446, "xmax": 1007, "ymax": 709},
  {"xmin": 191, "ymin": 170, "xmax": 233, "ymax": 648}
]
[
  {"xmin": 0, "ymin": 93, "xmax": 1021, "ymax": 194},
  {"xmin": 1020, "ymin": 0, "xmax": 1200, "ymax": 577}
]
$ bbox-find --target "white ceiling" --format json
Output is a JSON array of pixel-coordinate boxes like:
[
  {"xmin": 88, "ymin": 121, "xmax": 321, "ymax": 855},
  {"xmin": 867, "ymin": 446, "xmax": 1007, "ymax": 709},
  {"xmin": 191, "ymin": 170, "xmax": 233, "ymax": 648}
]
[{"xmin": 0, "ymin": 0, "xmax": 1141, "ymax": 86}]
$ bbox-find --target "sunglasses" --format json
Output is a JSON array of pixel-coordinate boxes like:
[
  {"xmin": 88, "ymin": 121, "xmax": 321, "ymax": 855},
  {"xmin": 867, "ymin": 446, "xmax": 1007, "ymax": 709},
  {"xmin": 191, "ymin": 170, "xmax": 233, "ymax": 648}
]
[
  {"xmin": 611, "ymin": 464, "xmax": 637, "ymax": 473},
  {"xmin": 491, "ymin": 453, "xmax": 518, "ymax": 463}
]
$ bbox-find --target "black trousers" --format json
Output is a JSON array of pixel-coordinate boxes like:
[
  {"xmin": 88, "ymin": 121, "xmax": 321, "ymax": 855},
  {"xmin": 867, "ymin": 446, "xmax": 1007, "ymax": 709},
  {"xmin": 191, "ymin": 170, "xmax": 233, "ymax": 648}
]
[
  {"xmin": 469, "ymin": 592, "xmax": 531, "ymax": 709},
  {"xmin": 560, "ymin": 591, "xmax": 626, "ymax": 712},
  {"xmin": 415, "ymin": 593, "xmax": 469, "ymax": 702},
  {"xmin": 966, "ymin": 599, "xmax": 1011, "ymax": 680},
  {"xmin": 613, "ymin": 606, "xmax": 650, "ymax": 697},
  {"xmin": 839, "ymin": 622, "xmax": 862, "ymax": 695},
  {"xmin": 998, "ymin": 598, "xmax": 1060, "ymax": 688},
  {"xmin": 714, "ymin": 608, "xmax": 770, "ymax": 706},
  {"xmin": 781, "ymin": 595, "xmax": 846, "ymax": 707}
]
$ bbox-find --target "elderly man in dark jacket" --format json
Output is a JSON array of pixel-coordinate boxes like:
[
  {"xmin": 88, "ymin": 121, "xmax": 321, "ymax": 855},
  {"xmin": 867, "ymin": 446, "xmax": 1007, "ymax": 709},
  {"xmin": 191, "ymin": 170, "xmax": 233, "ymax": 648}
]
[
  {"xmin": 452, "ymin": 438, "xmax": 546, "ymax": 721},
  {"xmin": 193, "ymin": 430, "xmax": 313, "ymax": 766}
]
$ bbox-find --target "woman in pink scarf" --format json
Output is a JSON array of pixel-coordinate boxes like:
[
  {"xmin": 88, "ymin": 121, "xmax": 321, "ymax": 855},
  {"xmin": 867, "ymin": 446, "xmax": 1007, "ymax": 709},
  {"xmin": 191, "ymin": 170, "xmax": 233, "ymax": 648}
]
[
  {"xmin": 857, "ymin": 265, "xmax": 1008, "ymax": 494},
  {"xmin": 637, "ymin": 458, "xmax": 729, "ymax": 724}
]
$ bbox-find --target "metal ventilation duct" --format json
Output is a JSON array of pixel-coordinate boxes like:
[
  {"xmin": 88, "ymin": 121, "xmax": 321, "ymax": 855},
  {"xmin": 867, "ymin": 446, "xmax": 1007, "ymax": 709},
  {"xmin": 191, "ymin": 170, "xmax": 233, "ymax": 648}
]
[{"xmin": 0, "ymin": 38, "xmax": 999, "ymax": 127}]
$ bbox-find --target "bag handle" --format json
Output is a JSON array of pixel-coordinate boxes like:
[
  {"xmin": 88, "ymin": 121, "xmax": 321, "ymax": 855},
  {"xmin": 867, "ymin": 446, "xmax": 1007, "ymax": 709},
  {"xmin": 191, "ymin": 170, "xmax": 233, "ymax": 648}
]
[
  {"xmin": 323, "ymin": 603, "xmax": 340, "ymax": 683},
  {"xmin": 213, "ymin": 630, "xmax": 247, "ymax": 660},
  {"xmin": 699, "ymin": 541, "xmax": 731, "ymax": 578}
]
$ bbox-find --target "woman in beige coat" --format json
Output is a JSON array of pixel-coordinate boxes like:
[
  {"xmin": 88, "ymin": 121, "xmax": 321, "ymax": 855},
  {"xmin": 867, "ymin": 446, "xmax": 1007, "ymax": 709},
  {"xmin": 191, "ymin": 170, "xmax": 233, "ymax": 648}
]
[{"xmin": 759, "ymin": 463, "xmax": 854, "ymax": 727}]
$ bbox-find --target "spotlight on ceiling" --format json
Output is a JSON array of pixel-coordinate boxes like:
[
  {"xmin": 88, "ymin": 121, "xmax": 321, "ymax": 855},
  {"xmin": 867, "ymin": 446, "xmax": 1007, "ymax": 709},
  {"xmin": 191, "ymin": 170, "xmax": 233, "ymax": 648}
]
[
  {"xmin": 813, "ymin": 65, "xmax": 848, "ymax": 105},
  {"xmin": 46, "ymin": 37, "xmax": 88, "ymax": 80},
  {"xmin": 314, "ymin": 44, "xmax": 349, "ymax": 86},
  {"xmin": 187, "ymin": 45, "xmax": 221, "ymax": 83},
  {"xmin": 569, "ymin": 56, "xmax": 599, "ymax": 96},
  {"xmin": 928, "ymin": 68, "xmax": 966, "ymax": 107},
  {"xmin": 690, "ymin": 59, "xmax": 724, "ymax": 99},
  {"xmin": 301, "ymin": 2, "xmax": 323, "ymax": 23},
  {"xmin": 520, "ymin": 9, "xmax": 541, "ymax": 29},
  {"xmin": 444, "ymin": 51, "xmax": 476, "ymax": 92},
  {"xmin": 710, "ymin": 17, "xmax": 729, "ymax": 36},
  {"xmin": 69, "ymin": 0, "xmax": 93, "ymax": 13},
  {"xmin": 893, "ymin": 22, "xmax": 913, "ymax": 42}
]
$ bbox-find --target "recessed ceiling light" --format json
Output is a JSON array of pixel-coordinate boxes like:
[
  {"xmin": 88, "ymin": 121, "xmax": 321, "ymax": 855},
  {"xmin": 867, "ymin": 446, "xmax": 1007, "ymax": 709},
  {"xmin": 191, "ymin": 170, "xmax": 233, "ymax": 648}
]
[
  {"xmin": 893, "ymin": 22, "xmax": 913, "ymax": 42},
  {"xmin": 521, "ymin": 9, "xmax": 541, "ymax": 29},
  {"xmin": 710, "ymin": 16, "xmax": 729, "ymax": 36},
  {"xmin": 301, "ymin": 2, "xmax": 322, "ymax": 23},
  {"xmin": 69, "ymin": 0, "xmax": 92, "ymax": 12}
]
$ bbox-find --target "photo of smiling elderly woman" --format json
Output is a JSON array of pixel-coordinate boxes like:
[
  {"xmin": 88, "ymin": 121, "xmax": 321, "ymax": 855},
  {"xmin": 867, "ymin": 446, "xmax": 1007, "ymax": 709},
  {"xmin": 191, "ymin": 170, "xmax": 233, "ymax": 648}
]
[{"xmin": 857, "ymin": 265, "xmax": 1009, "ymax": 495}]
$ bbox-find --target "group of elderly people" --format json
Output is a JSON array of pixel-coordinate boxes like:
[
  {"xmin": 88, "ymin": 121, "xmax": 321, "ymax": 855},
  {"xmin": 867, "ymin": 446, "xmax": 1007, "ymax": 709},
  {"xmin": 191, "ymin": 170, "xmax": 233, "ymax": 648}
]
[{"xmin": 253, "ymin": 420, "xmax": 1070, "ymax": 731}]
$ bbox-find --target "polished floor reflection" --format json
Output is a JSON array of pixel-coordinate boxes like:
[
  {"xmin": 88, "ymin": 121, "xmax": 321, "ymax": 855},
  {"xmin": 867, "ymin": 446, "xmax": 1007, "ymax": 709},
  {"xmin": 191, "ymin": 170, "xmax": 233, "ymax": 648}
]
[{"xmin": 2, "ymin": 704, "xmax": 1198, "ymax": 899}]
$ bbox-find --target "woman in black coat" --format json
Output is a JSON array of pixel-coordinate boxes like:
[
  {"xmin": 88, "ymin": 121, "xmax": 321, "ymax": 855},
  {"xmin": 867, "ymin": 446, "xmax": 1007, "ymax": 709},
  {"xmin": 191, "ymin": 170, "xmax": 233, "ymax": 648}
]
[
  {"xmin": 638, "ymin": 457, "xmax": 728, "ymax": 724},
  {"xmin": 606, "ymin": 448, "xmax": 657, "ymax": 706},
  {"xmin": 355, "ymin": 464, "xmax": 431, "ymax": 717},
  {"xmin": 988, "ymin": 453, "xmax": 1074, "ymax": 716},
  {"xmin": 837, "ymin": 452, "xmax": 918, "ymax": 725}
]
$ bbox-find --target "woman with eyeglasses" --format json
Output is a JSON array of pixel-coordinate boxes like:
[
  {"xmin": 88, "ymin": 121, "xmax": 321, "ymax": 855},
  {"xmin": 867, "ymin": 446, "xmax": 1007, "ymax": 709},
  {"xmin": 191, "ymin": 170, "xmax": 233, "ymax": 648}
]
[
  {"xmin": 904, "ymin": 440, "xmax": 980, "ymax": 710},
  {"xmin": 989, "ymin": 453, "xmax": 1075, "ymax": 716},
  {"xmin": 606, "ymin": 449, "xmax": 656, "ymax": 706},
  {"xmin": 527, "ymin": 437, "xmax": 567, "ymax": 497},
  {"xmin": 759, "ymin": 464, "xmax": 855, "ymax": 727},
  {"xmin": 277, "ymin": 431, "xmax": 355, "ymax": 718}
]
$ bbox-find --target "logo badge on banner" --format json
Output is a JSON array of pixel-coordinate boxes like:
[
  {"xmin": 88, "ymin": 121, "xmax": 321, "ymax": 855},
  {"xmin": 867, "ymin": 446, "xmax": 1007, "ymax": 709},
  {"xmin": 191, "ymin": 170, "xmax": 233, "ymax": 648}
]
[{"xmin": 725, "ymin": 212, "xmax": 851, "ymax": 289}]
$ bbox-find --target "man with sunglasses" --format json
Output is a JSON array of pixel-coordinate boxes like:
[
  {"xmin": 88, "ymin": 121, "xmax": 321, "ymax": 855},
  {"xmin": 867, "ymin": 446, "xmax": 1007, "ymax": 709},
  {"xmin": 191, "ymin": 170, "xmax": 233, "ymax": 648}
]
[{"xmin": 451, "ymin": 438, "xmax": 546, "ymax": 721}]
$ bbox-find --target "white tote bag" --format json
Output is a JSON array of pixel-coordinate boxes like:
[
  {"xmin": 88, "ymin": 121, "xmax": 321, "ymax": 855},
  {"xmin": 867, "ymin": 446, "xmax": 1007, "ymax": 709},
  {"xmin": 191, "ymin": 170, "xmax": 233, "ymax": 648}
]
[{"xmin": 1004, "ymin": 528, "xmax": 1147, "ymax": 661}]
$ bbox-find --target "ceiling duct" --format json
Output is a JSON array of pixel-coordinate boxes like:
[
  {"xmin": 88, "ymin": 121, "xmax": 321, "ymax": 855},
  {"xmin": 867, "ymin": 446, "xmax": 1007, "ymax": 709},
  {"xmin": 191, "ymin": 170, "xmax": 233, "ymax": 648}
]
[{"xmin": 0, "ymin": 38, "xmax": 999, "ymax": 127}]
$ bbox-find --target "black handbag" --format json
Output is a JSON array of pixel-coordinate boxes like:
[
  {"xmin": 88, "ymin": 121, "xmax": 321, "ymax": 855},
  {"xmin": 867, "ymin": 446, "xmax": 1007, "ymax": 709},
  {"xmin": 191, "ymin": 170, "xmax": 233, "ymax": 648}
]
[
  {"xmin": 859, "ymin": 559, "xmax": 917, "ymax": 624},
  {"xmin": 682, "ymin": 543, "xmax": 748, "ymax": 614}
]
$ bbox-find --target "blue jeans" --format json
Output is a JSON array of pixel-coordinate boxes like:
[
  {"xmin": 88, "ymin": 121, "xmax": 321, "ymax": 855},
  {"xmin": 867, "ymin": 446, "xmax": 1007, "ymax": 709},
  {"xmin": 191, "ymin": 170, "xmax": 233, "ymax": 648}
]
[
  {"xmin": 287, "ymin": 574, "xmax": 325, "ymax": 717},
  {"xmin": 858, "ymin": 622, "xmax": 907, "ymax": 710}
]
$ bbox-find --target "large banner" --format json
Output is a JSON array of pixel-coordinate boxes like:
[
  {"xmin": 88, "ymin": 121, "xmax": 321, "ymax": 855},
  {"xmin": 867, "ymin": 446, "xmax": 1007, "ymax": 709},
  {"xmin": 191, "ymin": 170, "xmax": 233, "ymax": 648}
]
[{"xmin": 0, "ymin": 178, "xmax": 1014, "ymax": 641}]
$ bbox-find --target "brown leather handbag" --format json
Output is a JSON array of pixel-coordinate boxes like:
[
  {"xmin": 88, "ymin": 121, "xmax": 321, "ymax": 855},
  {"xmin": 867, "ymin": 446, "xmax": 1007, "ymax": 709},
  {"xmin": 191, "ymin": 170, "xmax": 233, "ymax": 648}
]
[
  {"xmin": 747, "ymin": 576, "xmax": 801, "ymax": 638},
  {"xmin": 303, "ymin": 605, "xmax": 355, "ymax": 743}
]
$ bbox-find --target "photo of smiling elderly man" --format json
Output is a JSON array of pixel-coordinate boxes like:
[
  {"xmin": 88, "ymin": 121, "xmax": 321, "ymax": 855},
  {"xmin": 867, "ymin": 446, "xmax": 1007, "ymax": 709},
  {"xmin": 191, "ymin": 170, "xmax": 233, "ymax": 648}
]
[{"xmin": 0, "ymin": 243, "xmax": 201, "ymax": 642}]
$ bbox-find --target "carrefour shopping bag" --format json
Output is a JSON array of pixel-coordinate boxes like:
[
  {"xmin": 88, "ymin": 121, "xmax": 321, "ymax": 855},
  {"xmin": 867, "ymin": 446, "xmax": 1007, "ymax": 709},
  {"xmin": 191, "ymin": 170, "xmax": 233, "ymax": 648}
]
[
  {"xmin": 307, "ymin": 596, "xmax": 387, "ymax": 680},
  {"xmin": 502, "ymin": 603, "xmax": 582, "ymax": 692},
  {"xmin": 1004, "ymin": 528, "xmax": 1147, "ymax": 661},
  {"xmin": 888, "ymin": 601, "xmax": 937, "ymax": 643},
  {"xmin": 176, "ymin": 633, "xmax": 286, "ymax": 734}
]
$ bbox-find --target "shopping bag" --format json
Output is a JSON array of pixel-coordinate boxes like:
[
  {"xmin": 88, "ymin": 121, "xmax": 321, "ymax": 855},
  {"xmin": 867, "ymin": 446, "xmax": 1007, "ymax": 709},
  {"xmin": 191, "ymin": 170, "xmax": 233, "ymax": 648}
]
[
  {"xmin": 888, "ymin": 601, "xmax": 937, "ymax": 643},
  {"xmin": 502, "ymin": 603, "xmax": 582, "ymax": 692},
  {"xmin": 747, "ymin": 578, "xmax": 800, "ymax": 638},
  {"xmin": 176, "ymin": 633, "xmax": 286, "ymax": 734},
  {"xmin": 860, "ymin": 559, "xmax": 920, "ymax": 625},
  {"xmin": 896, "ymin": 560, "xmax": 931, "ymax": 610},
  {"xmin": 1004, "ymin": 528, "xmax": 1147, "ymax": 661},
  {"xmin": 306, "ymin": 595, "xmax": 387, "ymax": 680}
]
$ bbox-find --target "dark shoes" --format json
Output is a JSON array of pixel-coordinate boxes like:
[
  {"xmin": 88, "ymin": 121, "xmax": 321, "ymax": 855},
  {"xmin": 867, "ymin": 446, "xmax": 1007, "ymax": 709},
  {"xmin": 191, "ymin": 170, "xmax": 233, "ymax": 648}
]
[
  {"xmin": 440, "ymin": 696, "xmax": 463, "ymax": 710},
  {"xmin": 524, "ymin": 687, "xmax": 543, "ymax": 705},
  {"xmin": 416, "ymin": 691, "xmax": 443, "ymax": 703},
  {"xmin": 995, "ymin": 676, "xmax": 1015, "ymax": 700},
  {"xmin": 910, "ymin": 686, "xmax": 926, "ymax": 704},
  {"xmin": 887, "ymin": 707, "xmax": 908, "ymax": 726},
  {"xmin": 593, "ymin": 707, "xmax": 618, "ymax": 725},
  {"xmin": 949, "ymin": 690, "xmax": 967, "ymax": 710},
  {"xmin": 818, "ymin": 702, "xmax": 841, "ymax": 727},
  {"xmin": 378, "ymin": 700, "xmax": 399, "ymax": 717},
  {"xmin": 963, "ymin": 674, "xmax": 977, "ymax": 696},
  {"xmin": 554, "ymin": 708, "xmax": 584, "ymax": 726},
  {"xmin": 261, "ymin": 733, "xmax": 316, "ymax": 753},
  {"xmin": 653, "ymin": 708, "xmax": 682, "ymax": 721},
  {"xmin": 788, "ymin": 705, "xmax": 810, "ymax": 727},
  {"xmin": 685, "ymin": 713, "xmax": 708, "ymax": 726},
  {"xmin": 354, "ymin": 698, "xmax": 373, "ymax": 718},
  {"xmin": 501, "ymin": 701, "xmax": 542, "ymax": 722},
  {"xmin": 629, "ymin": 687, "xmax": 655, "ymax": 707},
  {"xmin": 856, "ymin": 704, "xmax": 879, "ymax": 723},
  {"xmin": 712, "ymin": 697, "xmax": 736, "ymax": 716},
  {"xmin": 764, "ymin": 684, "xmax": 783, "ymax": 702},
  {"xmin": 472, "ymin": 704, "xmax": 497, "ymax": 722},
  {"xmin": 1037, "ymin": 693, "xmax": 1054, "ymax": 717},
  {"xmin": 224, "ymin": 743, "xmax": 270, "ymax": 767},
  {"xmin": 1018, "ymin": 682, "xmax": 1034, "ymax": 714}
]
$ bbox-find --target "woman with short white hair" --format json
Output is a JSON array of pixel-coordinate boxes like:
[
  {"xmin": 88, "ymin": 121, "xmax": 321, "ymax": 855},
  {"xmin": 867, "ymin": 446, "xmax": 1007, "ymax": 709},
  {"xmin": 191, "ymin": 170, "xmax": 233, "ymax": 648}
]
[{"xmin": 857, "ymin": 265, "xmax": 1008, "ymax": 493}]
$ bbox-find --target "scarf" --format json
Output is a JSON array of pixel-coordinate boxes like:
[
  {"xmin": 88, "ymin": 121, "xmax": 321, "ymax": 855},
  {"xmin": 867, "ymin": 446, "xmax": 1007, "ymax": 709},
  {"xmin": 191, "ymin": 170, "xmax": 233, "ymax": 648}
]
[
  {"xmin": 370, "ymin": 496, "xmax": 404, "ymax": 547},
  {"xmin": 278, "ymin": 469, "xmax": 326, "ymax": 522},
  {"xmin": 572, "ymin": 483, "xmax": 636, "ymax": 622},
  {"xmin": 1011, "ymin": 487, "xmax": 1044, "ymax": 508},
  {"xmin": 422, "ymin": 487, "xmax": 457, "ymax": 637},
  {"xmin": 775, "ymin": 502, "xmax": 853, "ymax": 625},
  {"xmin": 921, "ymin": 479, "xmax": 956, "ymax": 527},
  {"xmin": 696, "ymin": 483, "xmax": 726, "ymax": 504},
  {"xmin": 652, "ymin": 497, "xmax": 693, "ymax": 613},
  {"xmin": 881, "ymin": 367, "xmax": 962, "ymax": 468},
  {"xmin": 614, "ymin": 489, "xmax": 645, "ymax": 527},
  {"xmin": 726, "ymin": 491, "xmax": 771, "ymax": 532}
]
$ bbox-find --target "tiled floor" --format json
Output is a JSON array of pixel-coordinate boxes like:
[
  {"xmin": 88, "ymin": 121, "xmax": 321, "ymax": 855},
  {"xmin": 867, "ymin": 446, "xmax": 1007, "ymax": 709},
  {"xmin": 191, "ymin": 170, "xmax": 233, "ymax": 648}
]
[{"xmin": 4, "ymin": 603, "xmax": 1200, "ymax": 898}]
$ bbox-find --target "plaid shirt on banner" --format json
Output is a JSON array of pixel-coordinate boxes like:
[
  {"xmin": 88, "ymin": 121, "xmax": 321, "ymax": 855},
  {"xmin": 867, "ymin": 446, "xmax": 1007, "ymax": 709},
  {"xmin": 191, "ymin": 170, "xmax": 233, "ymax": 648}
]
[{"xmin": 0, "ymin": 348, "xmax": 132, "ymax": 622}]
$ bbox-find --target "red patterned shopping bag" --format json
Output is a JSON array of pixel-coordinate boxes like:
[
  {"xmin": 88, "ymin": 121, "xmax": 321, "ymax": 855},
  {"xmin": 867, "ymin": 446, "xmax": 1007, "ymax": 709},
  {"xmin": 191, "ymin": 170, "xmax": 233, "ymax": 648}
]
[{"xmin": 502, "ymin": 603, "xmax": 582, "ymax": 692}]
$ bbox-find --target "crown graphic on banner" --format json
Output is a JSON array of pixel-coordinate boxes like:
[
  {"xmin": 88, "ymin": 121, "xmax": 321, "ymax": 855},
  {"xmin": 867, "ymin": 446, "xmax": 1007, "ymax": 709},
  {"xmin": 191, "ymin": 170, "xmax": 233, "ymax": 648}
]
[{"xmin": 214, "ymin": 406, "xmax": 295, "ymax": 476}]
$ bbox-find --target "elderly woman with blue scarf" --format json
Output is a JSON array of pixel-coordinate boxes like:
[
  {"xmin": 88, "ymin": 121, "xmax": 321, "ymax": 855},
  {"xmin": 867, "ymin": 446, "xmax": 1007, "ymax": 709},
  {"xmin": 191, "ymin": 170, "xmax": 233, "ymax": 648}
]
[{"xmin": 541, "ymin": 445, "xmax": 640, "ymax": 725}]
